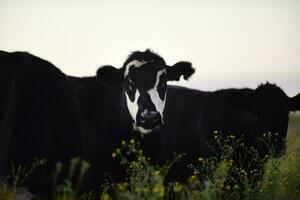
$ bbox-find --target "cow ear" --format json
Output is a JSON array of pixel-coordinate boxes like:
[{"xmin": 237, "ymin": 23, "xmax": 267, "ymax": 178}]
[
  {"xmin": 289, "ymin": 93, "xmax": 300, "ymax": 111},
  {"xmin": 228, "ymin": 89, "xmax": 254, "ymax": 112},
  {"xmin": 96, "ymin": 65, "xmax": 125, "ymax": 85},
  {"xmin": 166, "ymin": 61, "xmax": 195, "ymax": 81}
]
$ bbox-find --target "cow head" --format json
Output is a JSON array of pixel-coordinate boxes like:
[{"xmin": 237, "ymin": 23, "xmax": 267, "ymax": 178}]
[
  {"xmin": 229, "ymin": 82, "xmax": 300, "ymax": 154},
  {"xmin": 97, "ymin": 49, "xmax": 195, "ymax": 134}
]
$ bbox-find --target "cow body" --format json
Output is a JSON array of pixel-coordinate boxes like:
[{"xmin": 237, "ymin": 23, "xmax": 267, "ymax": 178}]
[
  {"xmin": 159, "ymin": 84, "xmax": 300, "ymax": 182},
  {"xmin": 68, "ymin": 76, "xmax": 134, "ymax": 190},
  {"xmin": 0, "ymin": 51, "xmax": 85, "ymax": 194}
]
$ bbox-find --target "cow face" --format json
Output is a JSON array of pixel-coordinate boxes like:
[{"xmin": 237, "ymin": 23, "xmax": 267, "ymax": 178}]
[
  {"xmin": 97, "ymin": 49, "xmax": 195, "ymax": 134},
  {"xmin": 229, "ymin": 82, "xmax": 300, "ymax": 154}
]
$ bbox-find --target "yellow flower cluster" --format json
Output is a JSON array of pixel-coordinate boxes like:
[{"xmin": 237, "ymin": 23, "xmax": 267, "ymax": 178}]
[
  {"xmin": 152, "ymin": 185, "xmax": 164, "ymax": 197},
  {"xmin": 100, "ymin": 194, "xmax": 112, "ymax": 200},
  {"xmin": 187, "ymin": 175, "xmax": 197, "ymax": 184},
  {"xmin": 173, "ymin": 182, "xmax": 183, "ymax": 193},
  {"xmin": 229, "ymin": 134, "xmax": 235, "ymax": 139},
  {"xmin": 116, "ymin": 182, "xmax": 128, "ymax": 191}
]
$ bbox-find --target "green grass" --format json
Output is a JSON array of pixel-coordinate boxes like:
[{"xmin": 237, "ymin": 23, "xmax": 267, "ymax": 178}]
[{"xmin": 1, "ymin": 113, "xmax": 299, "ymax": 200}]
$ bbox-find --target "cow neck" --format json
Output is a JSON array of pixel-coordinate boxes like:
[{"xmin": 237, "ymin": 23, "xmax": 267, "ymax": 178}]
[{"xmin": 109, "ymin": 84, "xmax": 134, "ymax": 139}]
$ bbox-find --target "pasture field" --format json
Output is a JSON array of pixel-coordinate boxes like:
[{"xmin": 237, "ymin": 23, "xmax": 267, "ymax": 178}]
[
  {"xmin": 287, "ymin": 111, "xmax": 300, "ymax": 139},
  {"xmin": 1, "ymin": 112, "xmax": 299, "ymax": 200}
]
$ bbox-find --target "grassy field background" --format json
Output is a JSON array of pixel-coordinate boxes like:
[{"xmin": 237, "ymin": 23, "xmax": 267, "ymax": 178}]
[{"xmin": 287, "ymin": 111, "xmax": 300, "ymax": 139}]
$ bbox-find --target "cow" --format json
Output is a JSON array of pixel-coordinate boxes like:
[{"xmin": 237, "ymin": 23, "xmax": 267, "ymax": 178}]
[
  {"xmin": 155, "ymin": 83, "xmax": 300, "ymax": 183},
  {"xmin": 0, "ymin": 49, "xmax": 195, "ymax": 195},
  {"xmin": 96, "ymin": 49, "xmax": 195, "ymax": 134},
  {"xmin": 0, "ymin": 51, "xmax": 85, "ymax": 195},
  {"xmin": 77, "ymin": 49, "xmax": 300, "ymax": 186},
  {"xmin": 68, "ymin": 49, "xmax": 195, "ymax": 190},
  {"xmin": 228, "ymin": 82, "xmax": 300, "ymax": 155}
]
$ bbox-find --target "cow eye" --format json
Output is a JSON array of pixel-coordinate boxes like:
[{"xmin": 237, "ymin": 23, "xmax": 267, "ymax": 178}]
[
  {"xmin": 159, "ymin": 82, "xmax": 166, "ymax": 90},
  {"xmin": 125, "ymin": 80, "xmax": 136, "ymax": 92},
  {"xmin": 158, "ymin": 81, "xmax": 167, "ymax": 100},
  {"xmin": 158, "ymin": 74, "xmax": 167, "ymax": 89},
  {"xmin": 125, "ymin": 80, "xmax": 137, "ymax": 102}
]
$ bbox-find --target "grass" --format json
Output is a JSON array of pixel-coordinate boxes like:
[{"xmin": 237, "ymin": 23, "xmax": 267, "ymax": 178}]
[{"xmin": 1, "ymin": 112, "xmax": 299, "ymax": 200}]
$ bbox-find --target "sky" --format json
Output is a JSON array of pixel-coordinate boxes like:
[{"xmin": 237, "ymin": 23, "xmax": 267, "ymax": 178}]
[{"xmin": 0, "ymin": 0, "xmax": 299, "ymax": 96}]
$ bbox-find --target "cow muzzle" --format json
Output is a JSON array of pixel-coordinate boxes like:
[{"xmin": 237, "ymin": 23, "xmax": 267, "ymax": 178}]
[{"xmin": 136, "ymin": 109, "xmax": 162, "ymax": 130}]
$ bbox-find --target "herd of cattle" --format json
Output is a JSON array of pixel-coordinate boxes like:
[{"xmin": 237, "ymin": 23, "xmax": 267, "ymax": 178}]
[{"xmin": 0, "ymin": 49, "xmax": 299, "ymax": 195}]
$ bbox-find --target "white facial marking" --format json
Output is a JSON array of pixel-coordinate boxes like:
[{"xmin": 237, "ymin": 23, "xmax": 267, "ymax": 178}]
[
  {"xmin": 147, "ymin": 69, "xmax": 167, "ymax": 122},
  {"xmin": 124, "ymin": 60, "xmax": 147, "ymax": 78},
  {"xmin": 133, "ymin": 123, "xmax": 153, "ymax": 135},
  {"xmin": 124, "ymin": 62, "xmax": 167, "ymax": 134},
  {"xmin": 125, "ymin": 89, "xmax": 140, "ymax": 122}
]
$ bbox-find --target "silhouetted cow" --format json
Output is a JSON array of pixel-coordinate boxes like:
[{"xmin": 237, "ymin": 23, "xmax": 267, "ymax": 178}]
[
  {"xmin": 0, "ymin": 51, "xmax": 84, "ymax": 194},
  {"xmin": 159, "ymin": 83, "xmax": 300, "ymax": 183},
  {"xmin": 228, "ymin": 82, "xmax": 300, "ymax": 155}
]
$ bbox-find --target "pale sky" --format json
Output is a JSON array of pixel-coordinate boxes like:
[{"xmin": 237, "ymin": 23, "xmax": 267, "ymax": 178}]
[{"xmin": 0, "ymin": 0, "xmax": 299, "ymax": 96}]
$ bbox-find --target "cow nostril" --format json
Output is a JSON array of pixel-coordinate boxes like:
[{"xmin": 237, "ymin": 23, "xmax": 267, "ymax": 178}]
[{"xmin": 141, "ymin": 110, "xmax": 159, "ymax": 120}]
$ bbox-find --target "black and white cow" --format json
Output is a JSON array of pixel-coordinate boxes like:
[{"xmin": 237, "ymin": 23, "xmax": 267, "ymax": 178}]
[
  {"xmin": 0, "ymin": 51, "xmax": 85, "ymax": 194},
  {"xmin": 68, "ymin": 49, "xmax": 195, "ymax": 190},
  {"xmin": 97, "ymin": 49, "xmax": 195, "ymax": 134},
  {"xmin": 0, "ymin": 49, "xmax": 194, "ymax": 194},
  {"xmin": 81, "ymin": 50, "xmax": 300, "ymax": 185}
]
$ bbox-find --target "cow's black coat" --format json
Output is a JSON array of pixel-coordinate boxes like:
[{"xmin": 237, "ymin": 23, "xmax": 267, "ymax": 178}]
[
  {"xmin": 0, "ymin": 51, "xmax": 84, "ymax": 194},
  {"xmin": 158, "ymin": 84, "xmax": 300, "ymax": 183},
  {"xmin": 67, "ymin": 75, "xmax": 135, "ymax": 189}
]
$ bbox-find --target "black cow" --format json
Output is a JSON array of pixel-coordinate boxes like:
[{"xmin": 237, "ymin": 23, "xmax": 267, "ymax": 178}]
[
  {"xmin": 0, "ymin": 51, "xmax": 84, "ymax": 194},
  {"xmin": 228, "ymin": 83, "xmax": 300, "ymax": 155},
  {"xmin": 156, "ymin": 83, "xmax": 300, "ymax": 183}
]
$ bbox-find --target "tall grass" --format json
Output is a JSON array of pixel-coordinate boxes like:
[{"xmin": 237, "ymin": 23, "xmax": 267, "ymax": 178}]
[
  {"xmin": 53, "ymin": 157, "xmax": 90, "ymax": 200},
  {"xmin": 0, "ymin": 113, "xmax": 299, "ymax": 200},
  {"xmin": 0, "ymin": 158, "xmax": 46, "ymax": 200}
]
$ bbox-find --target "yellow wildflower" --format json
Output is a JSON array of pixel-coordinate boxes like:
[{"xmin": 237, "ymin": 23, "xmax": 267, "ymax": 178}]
[
  {"xmin": 153, "ymin": 170, "xmax": 160, "ymax": 176},
  {"xmin": 152, "ymin": 185, "xmax": 164, "ymax": 197},
  {"xmin": 116, "ymin": 182, "xmax": 128, "ymax": 191},
  {"xmin": 101, "ymin": 194, "xmax": 112, "ymax": 200},
  {"xmin": 187, "ymin": 175, "xmax": 197, "ymax": 184},
  {"xmin": 173, "ymin": 182, "xmax": 183, "ymax": 193},
  {"xmin": 141, "ymin": 187, "xmax": 149, "ymax": 193}
]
